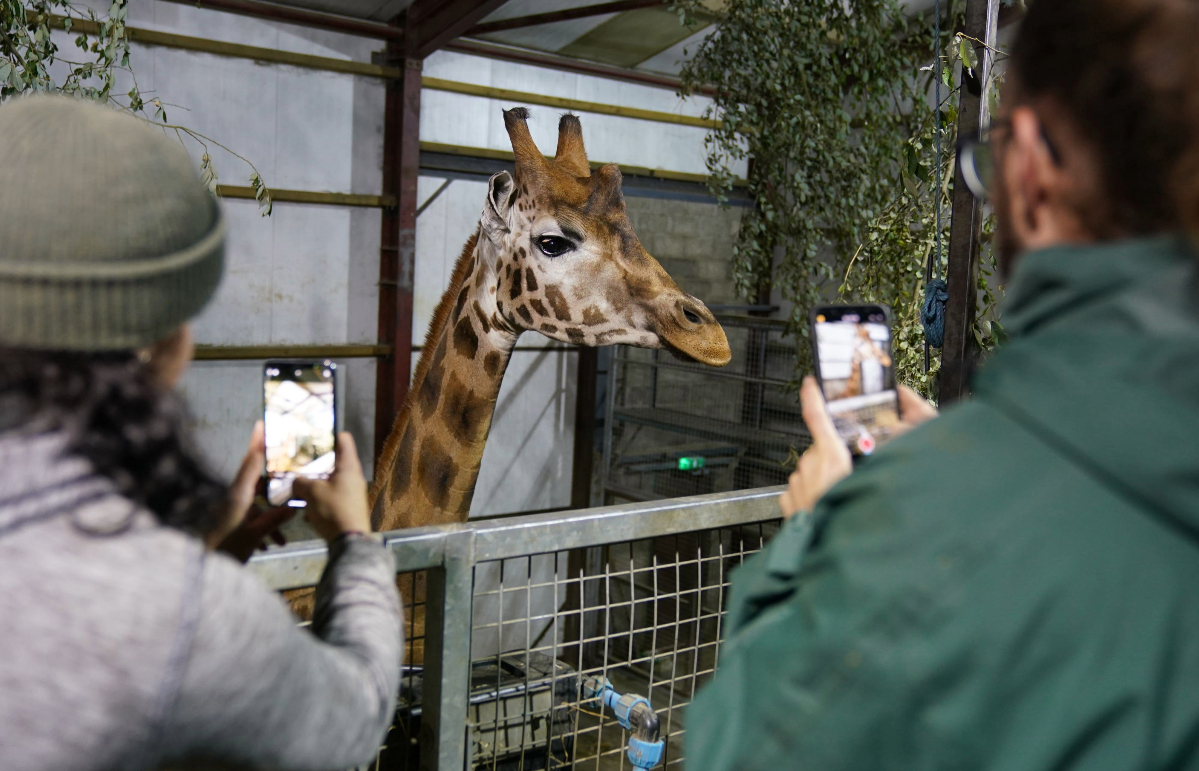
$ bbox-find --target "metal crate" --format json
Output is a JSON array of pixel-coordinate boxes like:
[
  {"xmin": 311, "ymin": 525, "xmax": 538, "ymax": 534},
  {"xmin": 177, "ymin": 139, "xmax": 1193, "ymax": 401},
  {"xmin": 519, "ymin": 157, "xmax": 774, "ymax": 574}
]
[{"xmin": 601, "ymin": 316, "xmax": 810, "ymax": 504}]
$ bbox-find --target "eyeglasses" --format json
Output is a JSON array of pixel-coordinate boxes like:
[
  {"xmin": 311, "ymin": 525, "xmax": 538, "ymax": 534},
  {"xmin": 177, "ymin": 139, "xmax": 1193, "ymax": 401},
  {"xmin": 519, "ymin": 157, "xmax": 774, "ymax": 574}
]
[{"xmin": 958, "ymin": 117, "xmax": 1059, "ymax": 202}]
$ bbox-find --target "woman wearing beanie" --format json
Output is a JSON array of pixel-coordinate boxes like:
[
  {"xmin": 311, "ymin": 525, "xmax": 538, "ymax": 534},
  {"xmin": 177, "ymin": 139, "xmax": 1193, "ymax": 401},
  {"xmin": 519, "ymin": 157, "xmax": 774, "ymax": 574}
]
[{"xmin": 0, "ymin": 96, "xmax": 402, "ymax": 771}]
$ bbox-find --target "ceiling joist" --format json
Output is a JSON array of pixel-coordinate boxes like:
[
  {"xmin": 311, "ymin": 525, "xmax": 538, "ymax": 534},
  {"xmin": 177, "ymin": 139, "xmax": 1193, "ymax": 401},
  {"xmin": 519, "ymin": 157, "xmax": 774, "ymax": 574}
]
[
  {"xmin": 466, "ymin": 0, "xmax": 664, "ymax": 36},
  {"xmin": 407, "ymin": 0, "xmax": 510, "ymax": 58}
]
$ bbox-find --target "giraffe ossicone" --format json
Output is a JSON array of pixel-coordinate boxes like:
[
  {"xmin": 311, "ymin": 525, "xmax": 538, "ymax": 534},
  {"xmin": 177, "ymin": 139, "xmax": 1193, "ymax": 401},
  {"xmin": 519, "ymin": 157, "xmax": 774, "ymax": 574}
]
[{"xmin": 370, "ymin": 107, "xmax": 732, "ymax": 533}]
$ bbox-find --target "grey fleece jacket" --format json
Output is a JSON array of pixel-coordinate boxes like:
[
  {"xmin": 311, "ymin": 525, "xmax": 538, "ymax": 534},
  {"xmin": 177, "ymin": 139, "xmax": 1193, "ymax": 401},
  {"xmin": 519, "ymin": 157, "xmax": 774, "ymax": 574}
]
[{"xmin": 0, "ymin": 431, "xmax": 403, "ymax": 771}]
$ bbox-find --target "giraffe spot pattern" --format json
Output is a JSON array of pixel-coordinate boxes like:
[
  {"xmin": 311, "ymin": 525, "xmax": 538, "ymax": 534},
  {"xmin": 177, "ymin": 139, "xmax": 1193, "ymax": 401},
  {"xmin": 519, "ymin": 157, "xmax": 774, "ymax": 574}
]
[
  {"xmin": 473, "ymin": 301, "xmax": 491, "ymax": 334},
  {"xmin": 416, "ymin": 435, "xmax": 456, "ymax": 510},
  {"xmin": 595, "ymin": 328, "xmax": 628, "ymax": 346},
  {"xmin": 454, "ymin": 285, "xmax": 469, "ymax": 319},
  {"xmin": 566, "ymin": 328, "xmax": 586, "ymax": 345},
  {"xmin": 484, "ymin": 351, "xmax": 501, "ymax": 378},
  {"xmin": 582, "ymin": 305, "xmax": 606, "ymax": 325},
  {"xmin": 544, "ymin": 284, "xmax": 572, "ymax": 322},
  {"xmin": 442, "ymin": 370, "xmax": 488, "ymax": 445},
  {"xmin": 383, "ymin": 428, "xmax": 417, "ymax": 524},
  {"xmin": 509, "ymin": 267, "xmax": 523, "ymax": 300},
  {"xmin": 417, "ymin": 347, "xmax": 446, "ymax": 419},
  {"xmin": 515, "ymin": 305, "xmax": 533, "ymax": 325},
  {"xmin": 529, "ymin": 298, "xmax": 547, "ymax": 317},
  {"xmin": 525, "ymin": 267, "xmax": 538, "ymax": 292},
  {"xmin": 540, "ymin": 323, "xmax": 558, "ymax": 335},
  {"xmin": 453, "ymin": 316, "xmax": 479, "ymax": 359}
]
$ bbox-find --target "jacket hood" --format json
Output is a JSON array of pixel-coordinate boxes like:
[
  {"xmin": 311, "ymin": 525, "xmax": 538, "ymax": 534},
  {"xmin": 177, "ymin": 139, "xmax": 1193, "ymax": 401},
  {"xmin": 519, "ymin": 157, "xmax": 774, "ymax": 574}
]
[{"xmin": 973, "ymin": 234, "xmax": 1199, "ymax": 539}]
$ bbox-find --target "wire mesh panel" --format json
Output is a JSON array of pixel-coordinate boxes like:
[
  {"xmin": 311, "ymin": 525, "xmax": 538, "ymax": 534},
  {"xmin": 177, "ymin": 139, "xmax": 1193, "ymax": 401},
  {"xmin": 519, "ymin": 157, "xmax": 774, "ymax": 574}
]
[
  {"xmin": 464, "ymin": 522, "xmax": 779, "ymax": 770},
  {"xmin": 370, "ymin": 570, "xmax": 428, "ymax": 770},
  {"xmin": 249, "ymin": 487, "xmax": 784, "ymax": 771},
  {"xmin": 602, "ymin": 316, "xmax": 809, "ymax": 504}
]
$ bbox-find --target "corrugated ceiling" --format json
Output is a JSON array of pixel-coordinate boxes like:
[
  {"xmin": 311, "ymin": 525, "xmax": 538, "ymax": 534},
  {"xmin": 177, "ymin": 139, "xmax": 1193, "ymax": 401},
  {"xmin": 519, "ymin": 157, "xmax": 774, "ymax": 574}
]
[{"xmin": 262, "ymin": 0, "xmax": 942, "ymax": 77}]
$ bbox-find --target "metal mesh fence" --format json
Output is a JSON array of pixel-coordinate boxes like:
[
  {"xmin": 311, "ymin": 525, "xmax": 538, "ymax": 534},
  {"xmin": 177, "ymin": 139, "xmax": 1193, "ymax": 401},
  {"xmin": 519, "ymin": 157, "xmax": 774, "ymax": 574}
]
[
  {"xmin": 602, "ymin": 316, "xmax": 809, "ymax": 504},
  {"xmin": 458, "ymin": 521, "xmax": 779, "ymax": 770},
  {"xmin": 372, "ymin": 571, "xmax": 428, "ymax": 770},
  {"xmin": 252, "ymin": 490, "xmax": 782, "ymax": 771}
]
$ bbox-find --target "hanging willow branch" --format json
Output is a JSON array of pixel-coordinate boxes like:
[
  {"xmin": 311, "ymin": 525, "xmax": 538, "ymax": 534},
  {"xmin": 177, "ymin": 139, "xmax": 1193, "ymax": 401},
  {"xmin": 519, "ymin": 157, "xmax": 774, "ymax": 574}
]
[
  {"xmin": 673, "ymin": 0, "xmax": 1005, "ymax": 396},
  {"xmin": 1, "ymin": 0, "xmax": 272, "ymax": 215}
]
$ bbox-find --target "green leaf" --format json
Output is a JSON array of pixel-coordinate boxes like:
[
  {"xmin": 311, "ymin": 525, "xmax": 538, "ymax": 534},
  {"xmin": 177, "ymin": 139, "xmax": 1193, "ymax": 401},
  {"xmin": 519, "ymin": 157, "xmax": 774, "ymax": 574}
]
[{"xmin": 959, "ymin": 38, "xmax": 979, "ymax": 75}]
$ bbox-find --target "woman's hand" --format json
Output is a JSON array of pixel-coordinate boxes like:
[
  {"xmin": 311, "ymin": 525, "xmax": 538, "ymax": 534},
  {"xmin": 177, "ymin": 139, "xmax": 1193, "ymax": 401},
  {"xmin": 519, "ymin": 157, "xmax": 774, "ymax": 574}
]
[
  {"xmin": 292, "ymin": 432, "xmax": 372, "ymax": 543},
  {"xmin": 777, "ymin": 380, "xmax": 941, "ymax": 520},
  {"xmin": 779, "ymin": 377, "xmax": 854, "ymax": 520},
  {"xmin": 207, "ymin": 421, "xmax": 296, "ymax": 562}
]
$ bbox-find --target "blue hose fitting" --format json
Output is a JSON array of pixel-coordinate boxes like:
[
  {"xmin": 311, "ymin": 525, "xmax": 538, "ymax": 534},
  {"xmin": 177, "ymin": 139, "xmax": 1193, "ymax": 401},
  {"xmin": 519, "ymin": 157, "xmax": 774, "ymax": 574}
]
[{"xmin": 580, "ymin": 676, "xmax": 664, "ymax": 769}]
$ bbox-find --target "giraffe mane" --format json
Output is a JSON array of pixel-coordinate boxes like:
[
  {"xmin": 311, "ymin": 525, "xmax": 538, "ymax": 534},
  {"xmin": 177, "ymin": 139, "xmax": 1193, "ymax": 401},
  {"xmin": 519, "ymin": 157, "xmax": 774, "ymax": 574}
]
[{"xmin": 369, "ymin": 228, "xmax": 481, "ymax": 510}]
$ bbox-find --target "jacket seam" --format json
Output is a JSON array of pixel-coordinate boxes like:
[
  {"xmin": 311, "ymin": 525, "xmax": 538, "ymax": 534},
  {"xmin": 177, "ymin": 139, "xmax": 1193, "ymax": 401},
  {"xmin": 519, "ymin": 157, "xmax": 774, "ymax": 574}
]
[{"xmin": 142, "ymin": 541, "xmax": 207, "ymax": 770}]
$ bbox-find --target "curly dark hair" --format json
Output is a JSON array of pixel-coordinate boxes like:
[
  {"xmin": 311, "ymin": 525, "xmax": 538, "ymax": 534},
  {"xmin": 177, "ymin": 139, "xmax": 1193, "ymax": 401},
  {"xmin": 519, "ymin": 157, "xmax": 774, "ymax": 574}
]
[{"xmin": 0, "ymin": 349, "xmax": 225, "ymax": 534}]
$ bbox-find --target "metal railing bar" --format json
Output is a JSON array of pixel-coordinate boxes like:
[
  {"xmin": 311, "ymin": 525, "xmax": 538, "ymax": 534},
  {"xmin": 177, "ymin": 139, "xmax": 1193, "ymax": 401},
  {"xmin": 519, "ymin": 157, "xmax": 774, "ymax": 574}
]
[
  {"xmin": 248, "ymin": 487, "xmax": 782, "ymax": 590},
  {"xmin": 469, "ymin": 487, "xmax": 783, "ymax": 562},
  {"xmin": 247, "ymin": 526, "xmax": 446, "ymax": 589},
  {"xmin": 613, "ymin": 355, "xmax": 796, "ymax": 387},
  {"xmin": 194, "ymin": 343, "xmax": 391, "ymax": 361},
  {"xmin": 422, "ymin": 77, "xmax": 719, "ymax": 129}
]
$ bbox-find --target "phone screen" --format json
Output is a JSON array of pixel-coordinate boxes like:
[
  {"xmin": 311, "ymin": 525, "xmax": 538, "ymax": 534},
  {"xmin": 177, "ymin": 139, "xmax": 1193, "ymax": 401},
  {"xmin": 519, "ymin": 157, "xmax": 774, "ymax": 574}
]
[
  {"xmin": 813, "ymin": 307, "xmax": 900, "ymax": 456},
  {"xmin": 264, "ymin": 361, "xmax": 336, "ymax": 506}
]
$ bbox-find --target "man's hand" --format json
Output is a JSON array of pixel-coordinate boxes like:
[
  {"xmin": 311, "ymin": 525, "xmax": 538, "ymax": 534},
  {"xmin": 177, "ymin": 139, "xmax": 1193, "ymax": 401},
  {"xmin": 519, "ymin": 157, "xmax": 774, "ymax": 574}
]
[
  {"xmin": 779, "ymin": 377, "xmax": 854, "ymax": 520},
  {"xmin": 778, "ymin": 380, "xmax": 941, "ymax": 520},
  {"xmin": 292, "ymin": 432, "xmax": 372, "ymax": 543},
  {"xmin": 206, "ymin": 421, "xmax": 296, "ymax": 562},
  {"xmin": 896, "ymin": 385, "xmax": 938, "ymax": 434}
]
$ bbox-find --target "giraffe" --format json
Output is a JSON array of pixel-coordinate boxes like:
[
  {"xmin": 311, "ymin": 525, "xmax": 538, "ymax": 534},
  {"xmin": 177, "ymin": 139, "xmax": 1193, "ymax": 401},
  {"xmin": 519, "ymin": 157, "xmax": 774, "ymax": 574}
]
[
  {"xmin": 368, "ymin": 107, "xmax": 731, "ymax": 531},
  {"xmin": 287, "ymin": 108, "xmax": 731, "ymax": 658}
]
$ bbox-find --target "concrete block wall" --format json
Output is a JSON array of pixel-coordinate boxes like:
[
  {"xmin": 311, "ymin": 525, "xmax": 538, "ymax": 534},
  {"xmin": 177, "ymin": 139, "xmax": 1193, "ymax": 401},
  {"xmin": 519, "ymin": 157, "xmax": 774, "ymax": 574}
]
[{"xmin": 625, "ymin": 197, "xmax": 744, "ymax": 308}]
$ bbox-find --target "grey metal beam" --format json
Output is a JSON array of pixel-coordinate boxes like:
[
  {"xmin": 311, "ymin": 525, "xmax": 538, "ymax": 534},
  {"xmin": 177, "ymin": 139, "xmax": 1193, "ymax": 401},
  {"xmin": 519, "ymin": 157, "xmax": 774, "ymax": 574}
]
[
  {"xmin": 418, "ymin": 530, "xmax": 475, "ymax": 771},
  {"xmin": 418, "ymin": 149, "xmax": 754, "ymax": 206}
]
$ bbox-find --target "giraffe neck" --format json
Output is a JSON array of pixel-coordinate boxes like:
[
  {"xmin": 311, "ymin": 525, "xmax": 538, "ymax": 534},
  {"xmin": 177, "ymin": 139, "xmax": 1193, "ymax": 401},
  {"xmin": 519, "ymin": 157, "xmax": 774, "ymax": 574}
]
[{"xmin": 370, "ymin": 232, "xmax": 519, "ymax": 531}]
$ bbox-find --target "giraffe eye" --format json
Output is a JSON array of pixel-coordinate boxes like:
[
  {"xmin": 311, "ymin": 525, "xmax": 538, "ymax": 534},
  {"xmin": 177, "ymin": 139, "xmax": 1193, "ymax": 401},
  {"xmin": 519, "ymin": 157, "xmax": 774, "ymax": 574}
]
[{"xmin": 536, "ymin": 235, "xmax": 573, "ymax": 257}]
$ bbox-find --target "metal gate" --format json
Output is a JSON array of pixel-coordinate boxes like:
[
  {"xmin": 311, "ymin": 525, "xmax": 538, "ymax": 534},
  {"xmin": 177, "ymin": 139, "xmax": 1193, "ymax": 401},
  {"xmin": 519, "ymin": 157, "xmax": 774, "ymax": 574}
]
[{"xmin": 249, "ymin": 487, "xmax": 782, "ymax": 770}]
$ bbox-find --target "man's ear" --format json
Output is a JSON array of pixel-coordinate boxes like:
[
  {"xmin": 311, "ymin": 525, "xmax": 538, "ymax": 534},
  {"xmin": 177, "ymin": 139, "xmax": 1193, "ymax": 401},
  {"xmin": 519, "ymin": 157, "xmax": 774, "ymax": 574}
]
[{"xmin": 483, "ymin": 170, "xmax": 516, "ymax": 237}]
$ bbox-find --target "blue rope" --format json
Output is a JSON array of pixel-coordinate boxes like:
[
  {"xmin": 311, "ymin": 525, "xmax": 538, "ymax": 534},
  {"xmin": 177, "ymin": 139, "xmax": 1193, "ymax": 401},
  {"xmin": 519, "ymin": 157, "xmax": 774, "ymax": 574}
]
[
  {"xmin": 922, "ymin": 277, "xmax": 948, "ymax": 348},
  {"xmin": 922, "ymin": 0, "xmax": 948, "ymax": 350}
]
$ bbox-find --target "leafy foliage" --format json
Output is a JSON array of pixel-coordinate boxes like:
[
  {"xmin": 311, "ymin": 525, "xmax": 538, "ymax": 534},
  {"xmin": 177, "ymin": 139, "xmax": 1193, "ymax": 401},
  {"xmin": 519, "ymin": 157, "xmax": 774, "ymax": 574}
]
[
  {"xmin": 1, "ymin": 0, "xmax": 272, "ymax": 215},
  {"xmin": 674, "ymin": 0, "xmax": 1004, "ymax": 397}
]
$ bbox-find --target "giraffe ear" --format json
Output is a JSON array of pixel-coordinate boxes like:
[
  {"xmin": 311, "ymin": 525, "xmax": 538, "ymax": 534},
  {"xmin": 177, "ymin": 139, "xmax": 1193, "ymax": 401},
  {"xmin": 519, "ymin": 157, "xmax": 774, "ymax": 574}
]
[{"xmin": 483, "ymin": 170, "xmax": 516, "ymax": 237}]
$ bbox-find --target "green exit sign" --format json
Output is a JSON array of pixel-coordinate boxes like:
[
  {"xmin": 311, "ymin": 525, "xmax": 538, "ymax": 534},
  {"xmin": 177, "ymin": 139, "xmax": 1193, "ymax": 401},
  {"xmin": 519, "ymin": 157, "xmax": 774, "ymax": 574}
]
[{"xmin": 678, "ymin": 456, "xmax": 706, "ymax": 471}]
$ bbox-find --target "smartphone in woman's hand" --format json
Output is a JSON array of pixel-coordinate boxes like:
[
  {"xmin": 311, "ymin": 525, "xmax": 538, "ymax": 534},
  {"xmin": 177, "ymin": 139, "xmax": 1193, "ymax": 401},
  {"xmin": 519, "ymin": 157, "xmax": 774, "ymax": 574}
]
[{"xmin": 263, "ymin": 360, "xmax": 338, "ymax": 507}]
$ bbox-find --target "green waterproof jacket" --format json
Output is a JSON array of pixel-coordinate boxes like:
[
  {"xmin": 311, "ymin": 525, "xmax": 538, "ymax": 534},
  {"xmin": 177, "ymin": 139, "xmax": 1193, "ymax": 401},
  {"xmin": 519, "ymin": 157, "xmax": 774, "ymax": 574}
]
[{"xmin": 686, "ymin": 235, "xmax": 1199, "ymax": 771}]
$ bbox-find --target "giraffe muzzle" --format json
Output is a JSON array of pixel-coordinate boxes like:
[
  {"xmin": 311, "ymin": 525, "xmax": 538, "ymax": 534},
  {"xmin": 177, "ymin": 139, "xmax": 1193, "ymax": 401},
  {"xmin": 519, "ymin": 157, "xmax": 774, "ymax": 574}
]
[{"xmin": 657, "ymin": 297, "xmax": 732, "ymax": 367}]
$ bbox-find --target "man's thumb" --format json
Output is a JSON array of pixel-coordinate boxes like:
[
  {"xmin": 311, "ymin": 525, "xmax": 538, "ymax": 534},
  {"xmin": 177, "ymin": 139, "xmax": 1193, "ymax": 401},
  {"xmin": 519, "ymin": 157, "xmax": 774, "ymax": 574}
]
[{"xmin": 800, "ymin": 376, "xmax": 842, "ymax": 446}]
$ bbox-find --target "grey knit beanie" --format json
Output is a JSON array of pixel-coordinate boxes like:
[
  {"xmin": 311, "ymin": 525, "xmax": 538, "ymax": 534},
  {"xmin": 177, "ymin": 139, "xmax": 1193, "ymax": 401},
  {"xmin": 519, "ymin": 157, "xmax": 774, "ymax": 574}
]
[{"xmin": 0, "ymin": 95, "xmax": 224, "ymax": 351}]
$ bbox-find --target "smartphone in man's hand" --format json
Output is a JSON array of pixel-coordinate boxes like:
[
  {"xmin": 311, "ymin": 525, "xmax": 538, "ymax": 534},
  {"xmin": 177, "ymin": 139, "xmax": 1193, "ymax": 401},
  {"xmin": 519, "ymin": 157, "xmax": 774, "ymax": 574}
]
[{"xmin": 810, "ymin": 305, "xmax": 901, "ymax": 456}]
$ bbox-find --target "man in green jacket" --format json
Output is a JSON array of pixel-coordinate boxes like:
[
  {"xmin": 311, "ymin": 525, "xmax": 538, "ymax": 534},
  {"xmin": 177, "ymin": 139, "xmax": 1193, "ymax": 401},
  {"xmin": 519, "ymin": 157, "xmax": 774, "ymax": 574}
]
[{"xmin": 687, "ymin": 1, "xmax": 1199, "ymax": 769}]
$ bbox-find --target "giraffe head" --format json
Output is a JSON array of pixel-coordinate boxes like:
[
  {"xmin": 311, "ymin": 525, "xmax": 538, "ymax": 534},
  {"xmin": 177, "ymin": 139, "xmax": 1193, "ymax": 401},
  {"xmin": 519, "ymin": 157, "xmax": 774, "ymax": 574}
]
[{"xmin": 477, "ymin": 108, "xmax": 731, "ymax": 366}]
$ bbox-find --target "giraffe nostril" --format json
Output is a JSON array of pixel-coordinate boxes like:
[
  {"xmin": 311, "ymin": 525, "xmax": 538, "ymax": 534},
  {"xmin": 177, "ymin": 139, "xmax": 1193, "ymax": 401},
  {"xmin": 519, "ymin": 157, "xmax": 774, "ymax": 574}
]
[{"xmin": 683, "ymin": 307, "xmax": 701, "ymax": 324}]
